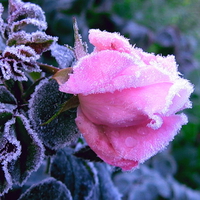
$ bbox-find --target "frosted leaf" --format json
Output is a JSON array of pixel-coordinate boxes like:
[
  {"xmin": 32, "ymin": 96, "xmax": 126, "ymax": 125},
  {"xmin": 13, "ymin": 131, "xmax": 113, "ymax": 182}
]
[
  {"xmin": 95, "ymin": 163, "xmax": 122, "ymax": 200},
  {"xmin": 0, "ymin": 46, "xmax": 41, "ymax": 81},
  {"xmin": 0, "ymin": 163, "xmax": 12, "ymax": 196},
  {"xmin": 24, "ymin": 160, "xmax": 50, "ymax": 187},
  {"xmin": 50, "ymin": 148, "xmax": 99, "ymax": 200},
  {"xmin": 0, "ymin": 86, "xmax": 17, "ymax": 110},
  {"xmin": 113, "ymin": 165, "xmax": 171, "ymax": 200},
  {"xmin": 50, "ymin": 43, "xmax": 75, "ymax": 68},
  {"xmin": 113, "ymin": 163, "xmax": 200, "ymax": 200},
  {"xmin": 0, "ymin": 3, "xmax": 3, "ymax": 23},
  {"xmin": 8, "ymin": 0, "xmax": 47, "ymax": 32},
  {"xmin": 7, "ymin": 31, "xmax": 57, "ymax": 54},
  {"xmin": 18, "ymin": 177, "xmax": 72, "ymax": 200},
  {"xmin": 0, "ymin": 110, "xmax": 13, "ymax": 129},
  {"xmin": 3, "ymin": 45, "xmax": 39, "ymax": 63},
  {"xmin": 20, "ymin": 61, "xmax": 40, "ymax": 73},
  {"xmin": 167, "ymin": 177, "xmax": 200, "ymax": 200},
  {"xmin": 0, "ymin": 116, "xmax": 21, "ymax": 196},
  {"xmin": 28, "ymin": 79, "xmax": 79, "ymax": 150},
  {"xmin": 1, "ymin": 59, "xmax": 27, "ymax": 81},
  {"xmin": 4, "ymin": 114, "xmax": 44, "ymax": 185},
  {"xmin": 185, "ymin": 187, "xmax": 200, "ymax": 200},
  {"xmin": 1, "ymin": 117, "xmax": 21, "ymax": 164},
  {"xmin": 0, "ymin": 4, "xmax": 5, "ymax": 43},
  {"xmin": 73, "ymin": 18, "xmax": 87, "ymax": 59},
  {"xmin": 0, "ymin": 136, "xmax": 21, "ymax": 164},
  {"xmin": 10, "ymin": 19, "xmax": 47, "ymax": 33}
]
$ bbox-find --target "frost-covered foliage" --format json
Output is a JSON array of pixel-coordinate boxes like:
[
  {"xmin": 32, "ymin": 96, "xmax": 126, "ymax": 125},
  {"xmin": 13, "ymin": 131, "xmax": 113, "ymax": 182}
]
[
  {"xmin": 28, "ymin": 79, "xmax": 79, "ymax": 150},
  {"xmin": 0, "ymin": 0, "xmax": 57, "ymax": 81},
  {"xmin": 113, "ymin": 150, "xmax": 200, "ymax": 200},
  {"xmin": 0, "ymin": 0, "xmax": 78, "ymax": 197},
  {"xmin": 18, "ymin": 177, "xmax": 72, "ymax": 200},
  {"xmin": 0, "ymin": 85, "xmax": 44, "ymax": 195},
  {"xmin": 50, "ymin": 43, "xmax": 75, "ymax": 69},
  {"xmin": 0, "ymin": 0, "xmax": 198, "ymax": 199},
  {"xmin": 50, "ymin": 148, "xmax": 121, "ymax": 200}
]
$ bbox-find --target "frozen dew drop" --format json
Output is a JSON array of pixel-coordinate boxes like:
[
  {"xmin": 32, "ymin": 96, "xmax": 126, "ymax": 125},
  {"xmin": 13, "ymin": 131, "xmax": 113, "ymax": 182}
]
[
  {"xmin": 137, "ymin": 127, "xmax": 148, "ymax": 136},
  {"xmin": 125, "ymin": 137, "xmax": 137, "ymax": 148}
]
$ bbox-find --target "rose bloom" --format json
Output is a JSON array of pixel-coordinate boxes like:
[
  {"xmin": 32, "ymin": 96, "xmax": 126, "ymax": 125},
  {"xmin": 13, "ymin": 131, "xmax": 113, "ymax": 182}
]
[{"xmin": 59, "ymin": 29, "xmax": 193, "ymax": 170}]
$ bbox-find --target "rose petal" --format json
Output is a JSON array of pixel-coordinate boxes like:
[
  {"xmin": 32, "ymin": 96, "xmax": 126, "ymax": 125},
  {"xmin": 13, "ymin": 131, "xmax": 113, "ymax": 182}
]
[
  {"xmin": 59, "ymin": 51, "xmax": 176, "ymax": 95},
  {"xmin": 76, "ymin": 107, "xmax": 187, "ymax": 170},
  {"xmin": 89, "ymin": 29, "xmax": 133, "ymax": 53},
  {"xmin": 163, "ymin": 79, "xmax": 193, "ymax": 115},
  {"xmin": 75, "ymin": 107, "xmax": 139, "ymax": 170},
  {"xmin": 78, "ymin": 82, "xmax": 172, "ymax": 128},
  {"xmin": 89, "ymin": 29, "xmax": 179, "ymax": 77}
]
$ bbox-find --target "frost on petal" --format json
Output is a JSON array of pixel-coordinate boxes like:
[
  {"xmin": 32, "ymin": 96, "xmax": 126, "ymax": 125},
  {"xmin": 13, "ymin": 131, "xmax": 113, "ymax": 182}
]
[
  {"xmin": 89, "ymin": 29, "xmax": 133, "ymax": 53},
  {"xmin": 154, "ymin": 55, "xmax": 179, "ymax": 78},
  {"xmin": 59, "ymin": 51, "xmax": 135, "ymax": 94},
  {"xmin": 59, "ymin": 50, "xmax": 176, "ymax": 95},
  {"xmin": 76, "ymin": 107, "xmax": 187, "ymax": 170},
  {"xmin": 77, "ymin": 83, "xmax": 172, "ymax": 127},
  {"xmin": 162, "ymin": 78, "xmax": 194, "ymax": 115}
]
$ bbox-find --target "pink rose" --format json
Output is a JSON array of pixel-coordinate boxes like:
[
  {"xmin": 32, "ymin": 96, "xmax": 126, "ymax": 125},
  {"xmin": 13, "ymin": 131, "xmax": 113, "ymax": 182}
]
[{"xmin": 59, "ymin": 29, "xmax": 193, "ymax": 170}]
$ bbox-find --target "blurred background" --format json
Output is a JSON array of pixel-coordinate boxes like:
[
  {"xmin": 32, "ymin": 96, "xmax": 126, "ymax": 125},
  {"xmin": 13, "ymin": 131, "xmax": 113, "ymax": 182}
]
[{"xmin": 2, "ymin": 0, "xmax": 200, "ymax": 199}]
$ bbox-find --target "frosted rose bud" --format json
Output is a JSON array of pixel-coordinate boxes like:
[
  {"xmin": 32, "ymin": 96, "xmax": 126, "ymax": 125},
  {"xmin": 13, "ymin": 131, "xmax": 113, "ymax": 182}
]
[{"xmin": 59, "ymin": 29, "xmax": 194, "ymax": 170}]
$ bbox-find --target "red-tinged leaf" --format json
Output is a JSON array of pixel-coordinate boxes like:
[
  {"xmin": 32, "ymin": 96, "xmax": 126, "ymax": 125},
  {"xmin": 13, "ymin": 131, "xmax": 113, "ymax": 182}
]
[
  {"xmin": 73, "ymin": 18, "xmax": 87, "ymax": 60},
  {"xmin": 52, "ymin": 67, "xmax": 73, "ymax": 85}
]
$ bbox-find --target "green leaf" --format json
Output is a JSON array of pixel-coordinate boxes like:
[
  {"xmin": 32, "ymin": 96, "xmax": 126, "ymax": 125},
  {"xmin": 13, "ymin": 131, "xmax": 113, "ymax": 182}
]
[
  {"xmin": 50, "ymin": 148, "xmax": 99, "ymax": 200},
  {"xmin": 0, "ymin": 110, "xmax": 13, "ymax": 127},
  {"xmin": 18, "ymin": 177, "xmax": 72, "ymax": 200},
  {"xmin": 28, "ymin": 79, "xmax": 79, "ymax": 150},
  {"xmin": 5, "ymin": 114, "xmax": 44, "ymax": 185},
  {"xmin": 0, "ymin": 86, "xmax": 17, "ymax": 110},
  {"xmin": 0, "ymin": 164, "xmax": 12, "ymax": 196}
]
